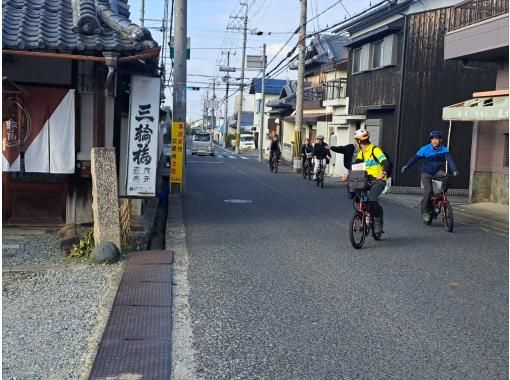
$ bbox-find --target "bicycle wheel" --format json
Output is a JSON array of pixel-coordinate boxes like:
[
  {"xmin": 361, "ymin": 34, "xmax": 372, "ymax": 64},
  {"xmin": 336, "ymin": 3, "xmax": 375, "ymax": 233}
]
[
  {"xmin": 302, "ymin": 164, "xmax": 307, "ymax": 179},
  {"xmin": 320, "ymin": 175, "xmax": 324, "ymax": 188},
  {"xmin": 349, "ymin": 212, "xmax": 366, "ymax": 249},
  {"xmin": 443, "ymin": 202, "xmax": 454, "ymax": 232},
  {"xmin": 274, "ymin": 161, "xmax": 278, "ymax": 173},
  {"xmin": 270, "ymin": 160, "xmax": 274, "ymax": 172}
]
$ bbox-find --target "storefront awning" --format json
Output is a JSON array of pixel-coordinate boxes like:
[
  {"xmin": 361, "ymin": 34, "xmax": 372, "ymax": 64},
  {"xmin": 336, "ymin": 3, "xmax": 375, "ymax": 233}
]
[{"xmin": 442, "ymin": 90, "xmax": 509, "ymax": 121}]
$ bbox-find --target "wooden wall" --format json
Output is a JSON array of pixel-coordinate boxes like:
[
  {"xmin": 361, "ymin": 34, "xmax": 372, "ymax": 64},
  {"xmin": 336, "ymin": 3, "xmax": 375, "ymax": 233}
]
[{"xmin": 397, "ymin": 7, "xmax": 497, "ymax": 188}]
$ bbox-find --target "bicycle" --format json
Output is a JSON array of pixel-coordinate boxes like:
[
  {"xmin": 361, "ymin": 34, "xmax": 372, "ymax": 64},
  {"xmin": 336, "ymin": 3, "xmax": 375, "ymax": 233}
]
[
  {"xmin": 427, "ymin": 174, "xmax": 454, "ymax": 232},
  {"xmin": 269, "ymin": 152, "xmax": 279, "ymax": 173},
  {"xmin": 348, "ymin": 171, "xmax": 384, "ymax": 249},
  {"xmin": 315, "ymin": 159, "xmax": 325, "ymax": 188},
  {"xmin": 302, "ymin": 153, "xmax": 313, "ymax": 181}
]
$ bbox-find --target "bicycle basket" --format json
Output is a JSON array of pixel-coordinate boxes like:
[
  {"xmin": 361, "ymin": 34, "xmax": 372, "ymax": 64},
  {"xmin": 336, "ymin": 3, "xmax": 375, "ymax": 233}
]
[
  {"xmin": 348, "ymin": 170, "xmax": 368, "ymax": 193},
  {"xmin": 432, "ymin": 179, "xmax": 445, "ymax": 194}
]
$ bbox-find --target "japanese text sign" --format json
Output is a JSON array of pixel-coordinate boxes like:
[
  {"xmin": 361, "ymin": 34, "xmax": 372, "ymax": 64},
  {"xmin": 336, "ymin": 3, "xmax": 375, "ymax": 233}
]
[
  {"xmin": 170, "ymin": 122, "xmax": 184, "ymax": 184},
  {"xmin": 126, "ymin": 76, "xmax": 161, "ymax": 197}
]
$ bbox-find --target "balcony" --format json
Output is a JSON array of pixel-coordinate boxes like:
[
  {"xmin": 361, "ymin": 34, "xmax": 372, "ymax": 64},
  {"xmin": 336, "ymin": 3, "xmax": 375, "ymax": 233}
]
[
  {"xmin": 322, "ymin": 78, "xmax": 348, "ymax": 107},
  {"xmin": 449, "ymin": 0, "xmax": 508, "ymax": 31}
]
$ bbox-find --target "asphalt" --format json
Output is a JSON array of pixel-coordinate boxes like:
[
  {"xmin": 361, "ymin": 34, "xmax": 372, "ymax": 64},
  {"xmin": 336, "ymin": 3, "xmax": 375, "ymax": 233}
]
[{"xmin": 179, "ymin": 144, "xmax": 508, "ymax": 379}]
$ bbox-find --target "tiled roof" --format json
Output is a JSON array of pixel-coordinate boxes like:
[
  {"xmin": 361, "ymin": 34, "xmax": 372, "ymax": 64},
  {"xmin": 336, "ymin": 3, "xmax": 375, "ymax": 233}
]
[
  {"xmin": 249, "ymin": 78, "xmax": 286, "ymax": 95},
  {"xmin": 3, "ymin": 0, "xmax": 157, "ymax": 53}
]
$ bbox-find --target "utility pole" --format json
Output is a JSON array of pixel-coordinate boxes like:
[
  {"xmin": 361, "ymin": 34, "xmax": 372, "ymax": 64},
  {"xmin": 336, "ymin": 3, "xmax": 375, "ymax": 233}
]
[
  {"xmin": 172, "ymin": 0, "xmax": 187, "ymax": 192},
  {"xmin": 222, "ymin": 50, "xmax": 231, "ymax": 148},
  {"xmin": 140, "ymin": 0, "xmax": 145, "ymax": 26},
  {"xmin": 294, "ymin": 0, "xmax": 307, "ymax": 172},
  {"xmin": 258, "ymin": 43, "xmax": 266, "ymax": 163},
  {"xmin": 235, "ymin": 2, "xmax": 248, "ymax": 154},
  {"xmin": 212, "ymin": 78, "xmax": 216, "ymax": 141}
]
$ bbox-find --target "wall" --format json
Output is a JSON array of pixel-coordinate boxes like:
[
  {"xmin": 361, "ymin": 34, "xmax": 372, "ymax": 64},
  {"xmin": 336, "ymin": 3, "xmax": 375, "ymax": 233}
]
[
  {"xmin": 4, "ymin": 56, "xmax": 72, "ymax": 85},
  {"xmin": 496, "ymin": 62, "xmax": 509, "ymax": 89},
  {"xmin": 397, "ymin": 8, "xmax": 497, "ymax": 188}
]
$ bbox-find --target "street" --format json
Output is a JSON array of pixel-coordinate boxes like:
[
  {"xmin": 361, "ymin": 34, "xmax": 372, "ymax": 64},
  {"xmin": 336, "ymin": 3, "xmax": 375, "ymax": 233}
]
[{"xmin": 179, "ymin": 144, "xmax": 508, "ymax": 379}]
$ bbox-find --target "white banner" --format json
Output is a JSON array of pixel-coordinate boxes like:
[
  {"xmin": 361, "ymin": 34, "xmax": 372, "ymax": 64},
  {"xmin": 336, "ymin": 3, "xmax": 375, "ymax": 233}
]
[{"xmin": 126, "ymin": 76, "xmax": 160, "ymax": 197}]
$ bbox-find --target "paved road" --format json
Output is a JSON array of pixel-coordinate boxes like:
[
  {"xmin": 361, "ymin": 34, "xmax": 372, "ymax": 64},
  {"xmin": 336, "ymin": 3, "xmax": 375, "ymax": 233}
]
[{"xmin": 181, "ymin": 145, "xmax": 508, "ymax": 379}]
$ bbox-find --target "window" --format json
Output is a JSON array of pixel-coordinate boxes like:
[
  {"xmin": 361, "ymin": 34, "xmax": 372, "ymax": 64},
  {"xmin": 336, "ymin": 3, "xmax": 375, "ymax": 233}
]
[
  {"xmin": 371, "ymin": 40, "xmax": 384, "ymax": 69},
  {"xmin": 504, "ymin": 133, "xmax": 509, "ymax": 168},
  {"xmin": 193, "ymin": 134, "xmax": 210, "ymax": 142},
  {"xmin": 352, "ymin": 48, "xmax": 361, "ymax": 73}
]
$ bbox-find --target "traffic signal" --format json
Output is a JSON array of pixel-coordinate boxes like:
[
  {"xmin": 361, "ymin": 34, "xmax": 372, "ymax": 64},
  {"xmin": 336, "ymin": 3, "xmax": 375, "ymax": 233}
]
[{"xmin": 187, "ymin": 86, "xmax": 200, "ymax": 91}]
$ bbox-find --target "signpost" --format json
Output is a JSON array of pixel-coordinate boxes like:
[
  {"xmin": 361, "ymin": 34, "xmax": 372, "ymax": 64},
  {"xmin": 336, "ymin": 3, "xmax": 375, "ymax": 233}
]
[
  {"xmin": 126, "ymin": 75, "xmax": 160, "ymax": 196},
  {"xmin": 170, "ymin": 121, "xmax": 185, "ymax": 186}
]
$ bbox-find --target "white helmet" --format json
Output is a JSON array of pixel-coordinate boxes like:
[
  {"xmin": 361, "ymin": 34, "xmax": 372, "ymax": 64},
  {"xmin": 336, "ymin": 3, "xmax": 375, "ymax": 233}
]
[
  {"xmin": 317, "ymin": 135, "xmax": 325, "ymax": 140},
  {"xmin": 354, "ymin": 129, "xmax": 370, "ymax": 141}
]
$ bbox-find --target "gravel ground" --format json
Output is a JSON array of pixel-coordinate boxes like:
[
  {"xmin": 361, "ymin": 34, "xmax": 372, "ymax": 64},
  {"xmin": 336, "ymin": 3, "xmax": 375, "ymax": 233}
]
[
  {"xmin": 3, "ymin": 231, "xmax": 66, "ymax": 267},
  {"xmin": 2, "ymin": 228, "xmax": 125, "ymax": 380}
]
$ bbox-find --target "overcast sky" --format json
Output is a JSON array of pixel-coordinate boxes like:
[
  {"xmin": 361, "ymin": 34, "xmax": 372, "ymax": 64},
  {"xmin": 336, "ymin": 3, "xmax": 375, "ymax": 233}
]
[{"xmin": 128, "ymin": 0, "xmax": 373, "ymax": 121}]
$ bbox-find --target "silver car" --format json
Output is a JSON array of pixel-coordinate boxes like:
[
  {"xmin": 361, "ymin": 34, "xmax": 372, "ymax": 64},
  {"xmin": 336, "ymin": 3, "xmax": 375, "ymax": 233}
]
[{"xmin": 191, "ymin": 132, "xmax": 214, "ymax": 156}]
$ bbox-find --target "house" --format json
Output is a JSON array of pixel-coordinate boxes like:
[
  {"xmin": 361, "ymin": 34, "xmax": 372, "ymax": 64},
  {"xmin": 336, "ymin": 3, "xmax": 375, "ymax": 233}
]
[
  {"xmin": 265, "ymin": 81, "xmax": 297, "ymax": 161},
  {"xmin": 442, "ymin": 0, "xmax": 508, "ymax": 204},
  {"xmin": 249, "ymin": 78, "xmax": 286, "ymax": 148},
  {"xmin": 2, "ymin": 0, "xmax": 160, "ymax": 225},
  {"xmin": 335, "ymin": 0, "xmax": 497, "ymax": 190},
  {"xmin": 229, "ymin": 93, "xmax": 255, "ymax": 137},
  {"xmin": 282, "ymin": 34, "xmax": 356, "ymax": 176}
]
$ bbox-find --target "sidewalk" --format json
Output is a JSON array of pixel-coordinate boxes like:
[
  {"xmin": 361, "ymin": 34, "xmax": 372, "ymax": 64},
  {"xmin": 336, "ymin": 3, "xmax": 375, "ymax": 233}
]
[{"xmin": 381, "ymin": 192, "xmax": 509, "ymax": 236}]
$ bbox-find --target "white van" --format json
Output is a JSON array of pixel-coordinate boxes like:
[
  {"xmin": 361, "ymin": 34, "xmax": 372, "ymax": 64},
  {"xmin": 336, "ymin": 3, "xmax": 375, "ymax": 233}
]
[
  {"xmin": 191, "ymin": 131, "xmax": 214, "ymax": 156},
  {"xmin": 239, "ymin": 134, "xmax": 255, "ymax": 150}
]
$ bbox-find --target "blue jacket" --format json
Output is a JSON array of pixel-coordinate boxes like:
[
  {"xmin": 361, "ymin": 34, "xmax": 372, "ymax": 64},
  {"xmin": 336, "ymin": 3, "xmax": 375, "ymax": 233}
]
[{"xmin": 405, "ymin": 144, "xmax": 458, "ymax": 175}]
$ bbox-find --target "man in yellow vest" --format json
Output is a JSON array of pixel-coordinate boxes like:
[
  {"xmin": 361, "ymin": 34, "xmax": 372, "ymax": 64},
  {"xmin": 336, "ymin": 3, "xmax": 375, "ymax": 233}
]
[{"xmin": 352, "ymin": 129, "xmax": 390, "ymax": 234}]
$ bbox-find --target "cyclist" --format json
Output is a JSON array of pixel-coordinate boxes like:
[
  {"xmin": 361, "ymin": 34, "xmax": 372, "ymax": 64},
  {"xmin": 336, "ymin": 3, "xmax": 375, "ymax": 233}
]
[
  {"xmin": 313, "ymin": 135, "xmax": 331, "ymax": 180},
  {"xmin": 301, "ymin": 138, "xmax": 314, "ymax": 169},
  {"xmin": 352, "ymin": 129, "xmax": 390, "ymax": 234},
  {"xmin": 267, "ymin": 134, "xmax": 281, "ymax": 168},
  {"xmin": 401, "ymin": 130, "xmax": 459, "ymax": 224}
]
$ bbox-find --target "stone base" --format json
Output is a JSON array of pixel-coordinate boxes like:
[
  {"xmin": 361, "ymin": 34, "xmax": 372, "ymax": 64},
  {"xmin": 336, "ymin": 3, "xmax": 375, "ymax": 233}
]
[
  {"xmin": 471, "ymin": 171, "xmax": 508, "ymax": 205},
  {"xmin": 293, "ymin": 158, "xmax": 301, "ymax": 173}
]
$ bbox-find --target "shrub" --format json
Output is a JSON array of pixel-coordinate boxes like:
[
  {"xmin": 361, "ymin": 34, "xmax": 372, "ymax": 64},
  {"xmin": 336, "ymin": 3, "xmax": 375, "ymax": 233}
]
[{"xmin": 70, "ymin": 230, "xmax": 95, "ymax": 258}]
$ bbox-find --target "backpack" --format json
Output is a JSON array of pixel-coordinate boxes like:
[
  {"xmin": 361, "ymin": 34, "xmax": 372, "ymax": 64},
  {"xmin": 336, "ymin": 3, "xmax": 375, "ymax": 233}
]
[{"xmin": 372, "ymin": 146, "xmax": 394, "ymax": 178}]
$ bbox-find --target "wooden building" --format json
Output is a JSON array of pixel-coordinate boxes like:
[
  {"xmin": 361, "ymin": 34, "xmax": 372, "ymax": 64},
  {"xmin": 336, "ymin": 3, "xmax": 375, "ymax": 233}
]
[
  {"xmin": 2, "ymin": 0, "xmax": 160, "ymax": 225},
  {"xmin": 337, "ymin": 0, "xmax": 498, "ymax": 189}
]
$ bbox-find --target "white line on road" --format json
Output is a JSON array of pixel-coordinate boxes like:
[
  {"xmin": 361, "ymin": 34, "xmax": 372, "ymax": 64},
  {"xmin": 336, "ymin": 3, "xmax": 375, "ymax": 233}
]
[
  {"xmin": 239, "ymin": 156, "xmax": 249, "ymax": 160},
  {"xmin": 227, "ymin": 155, "xmax": 237, "ymax": 159},
  {"xmin": 168, "ymin": 196, "xmax": 199, "ymax": 380},
  {"xmin": 216, "ymin": 155, "xmax": 224, "ymax": 159}
]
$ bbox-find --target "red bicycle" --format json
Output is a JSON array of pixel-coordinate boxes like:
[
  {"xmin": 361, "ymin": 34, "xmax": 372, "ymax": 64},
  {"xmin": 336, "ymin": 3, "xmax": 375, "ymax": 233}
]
[
  {"xmin": 347, "ymin": 171, "xmax": 384, "ymax": 251},
  {"xmin": 428, "ymin": 174, "xmax": 454, "ymax": 232}
]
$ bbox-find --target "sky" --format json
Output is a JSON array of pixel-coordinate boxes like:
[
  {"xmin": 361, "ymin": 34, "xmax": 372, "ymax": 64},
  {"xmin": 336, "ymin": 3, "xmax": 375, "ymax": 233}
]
[{"xmin": 128, "ymin": 0, "xmax": 373, "ymax": 122}]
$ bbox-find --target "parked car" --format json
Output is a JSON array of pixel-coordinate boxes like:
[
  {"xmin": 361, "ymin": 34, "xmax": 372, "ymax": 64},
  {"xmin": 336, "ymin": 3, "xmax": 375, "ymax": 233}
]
[
  {"xmin": 239, "ymin": 134, "xmax": 255, "ymax": 150},
  {"xmin": 191, "ymin": 132, "xmax": 214, "ymax": 156}
]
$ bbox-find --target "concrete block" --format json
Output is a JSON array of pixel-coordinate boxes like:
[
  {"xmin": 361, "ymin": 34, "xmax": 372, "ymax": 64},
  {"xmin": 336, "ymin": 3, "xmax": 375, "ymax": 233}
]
[{"xmin": 91, "ymin": 148, "xmax": 121, "ymax": 249}]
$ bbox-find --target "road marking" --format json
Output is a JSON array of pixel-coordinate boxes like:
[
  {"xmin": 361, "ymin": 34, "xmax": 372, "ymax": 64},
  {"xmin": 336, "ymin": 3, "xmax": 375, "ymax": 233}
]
[
  {"xmin": 216, "ymin": 154, "xmax": 224, "ymax": 159},
  {"xmin": 239, "ymin": 156, "xmax": 249, "ymax": 160},
  {"xmin": 227, "ymin": 155, "xmax": 237, "ymax": 159},
  {"xmin": 188, "ymin": 161, "xmax": 223, "ymax": 164}
]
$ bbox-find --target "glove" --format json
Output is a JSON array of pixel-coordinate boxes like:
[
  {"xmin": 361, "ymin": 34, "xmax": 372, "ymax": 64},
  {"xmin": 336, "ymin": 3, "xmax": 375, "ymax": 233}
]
[
  {"xmin": 453, "ymin": 171, "xmax": 460, "ymax": 177},
  {"xmin": 401, "ymin": 165, "xmax": 408, "ymax": 174}
]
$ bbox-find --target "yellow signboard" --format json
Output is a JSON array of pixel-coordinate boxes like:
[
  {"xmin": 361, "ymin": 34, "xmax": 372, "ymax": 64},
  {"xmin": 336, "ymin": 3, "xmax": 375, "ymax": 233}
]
[{"xmin": 170, "ymin": 122, "xmax": 184, "ymax": 184}]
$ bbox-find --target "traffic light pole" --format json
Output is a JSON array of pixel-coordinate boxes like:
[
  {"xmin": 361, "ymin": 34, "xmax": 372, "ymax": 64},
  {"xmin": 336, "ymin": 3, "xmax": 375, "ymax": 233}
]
[
  {"xmin": 235, "ymin": 2, "xmax": 248, "ymax": 154},
  {"xmin": 258, "ymin": 43, "xmax": 266, "ymax": 163}
]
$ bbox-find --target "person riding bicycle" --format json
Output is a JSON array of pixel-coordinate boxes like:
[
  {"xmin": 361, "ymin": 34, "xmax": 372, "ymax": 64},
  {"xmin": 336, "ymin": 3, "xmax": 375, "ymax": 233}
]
[
  {"xmin": 352, "ymin": 129, "xmax": 390, "ymax": 234},
  {"xmin": 267, "ymin": 134, "xmax": 281, "ymax": 167},
  {"xmin": 301, "ymin": 138, "xmax": 314, "ymax": 169},
  {"xmin": 401, "ymin": 130, "xmax": 459, "ymax": 224},
  {"xmin": 313, "ymin": 135, "xmax": 331, "ymax": 180}
]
